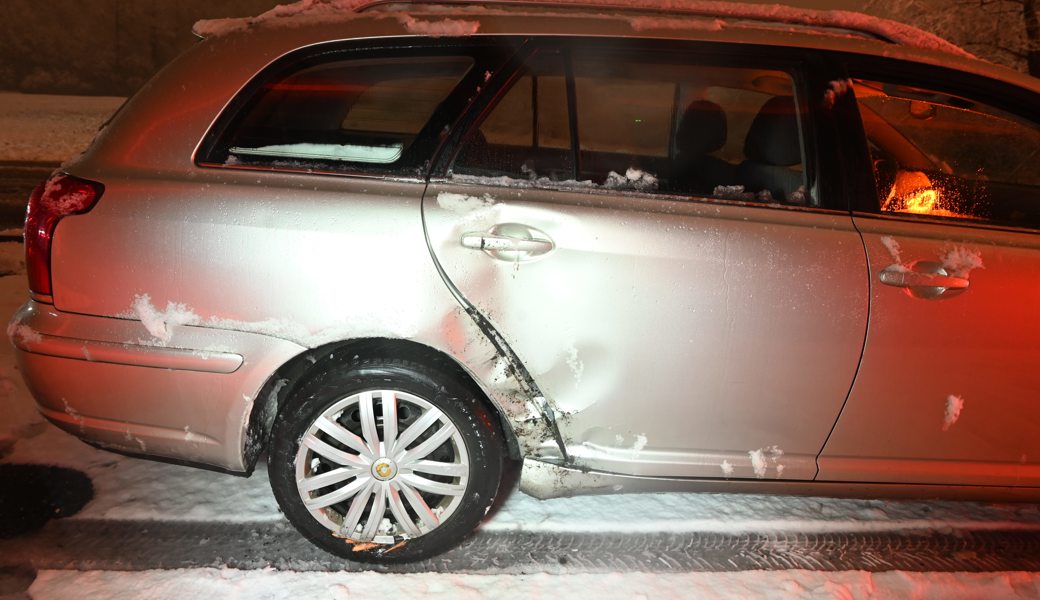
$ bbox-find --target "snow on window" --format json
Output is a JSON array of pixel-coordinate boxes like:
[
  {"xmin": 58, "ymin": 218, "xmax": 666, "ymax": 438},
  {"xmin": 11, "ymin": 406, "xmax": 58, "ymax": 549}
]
[
  {"xmin": 451, "ymin": 173, "xmax": 598, "ymax": 191},
  {"xmin": 229, "ymin": 143, "xmax": 403, "ymax": 164},
  {"xmin": 603, "ymin": 168, "xmax": 659, "ymax": 193},
  {"xmin": 713, "ymin": 185, "xmax": 750, "ymax": 199},
  {"xmin": 450, "ymin": 170, "xmax": 668, "ymax": 196},
  {"xmin": 787, "ymin": 186, "xmax": 808, "ymax": 205},
  {"xmin": 633, "ymin": 434, "xmax": 648, "ymax": 452},
  {"xmin": 939, "ymin": 245, "xmax": 984, "ymax": 278},
  {"xmin": 942, "ymin": 394, "xmax": 965, "ymax": 431},
  {"xmin": 712, "ymin": 185, "xmax": 776, "ymax": 203}
]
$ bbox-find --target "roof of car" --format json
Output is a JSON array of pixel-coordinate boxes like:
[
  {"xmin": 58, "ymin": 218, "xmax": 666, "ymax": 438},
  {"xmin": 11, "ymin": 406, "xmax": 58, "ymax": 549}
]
[{"xmin": 192, "ymin": 0, "xmax": 1039, "ymax": 94}]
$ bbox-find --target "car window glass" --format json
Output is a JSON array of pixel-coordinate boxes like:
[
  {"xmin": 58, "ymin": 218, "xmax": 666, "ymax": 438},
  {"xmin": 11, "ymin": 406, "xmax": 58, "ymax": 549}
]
[
  {"xmin": 571, "ymin": 53, "xmax": 810, "ymax": 204},
  {"xmin": 221, "ymin": 56, "xmax": 473, "ymax": 169},
  {"xmin": 452, "ymin": 49, "xmax": 811, "ymax": 206},
  {"xmin": 854, "ymin": 79, "xmax": 1040, "ymax": 226},
  {"xmin": 452, "ymin": 51, "xmax": 573, "ymax": 182}
]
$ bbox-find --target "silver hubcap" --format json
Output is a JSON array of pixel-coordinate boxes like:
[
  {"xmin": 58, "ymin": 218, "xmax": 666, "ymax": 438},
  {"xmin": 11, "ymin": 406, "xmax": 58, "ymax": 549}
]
[{"xmin": 294, "ymin": 390, "xmax": 469, "ymax": 544}]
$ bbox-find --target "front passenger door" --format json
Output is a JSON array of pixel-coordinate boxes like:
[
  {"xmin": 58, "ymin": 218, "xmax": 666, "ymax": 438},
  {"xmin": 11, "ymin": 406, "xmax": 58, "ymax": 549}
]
[{"xmin": 820, "ymin": 72, "xmax": 1040, "ymax": 486}]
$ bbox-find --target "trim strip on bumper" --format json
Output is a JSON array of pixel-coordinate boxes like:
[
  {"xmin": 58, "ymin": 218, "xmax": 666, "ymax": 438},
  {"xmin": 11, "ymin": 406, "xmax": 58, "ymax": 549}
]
[{"xmin": 12, "ymin": 331, "xmax": 244, "ymax": 374}]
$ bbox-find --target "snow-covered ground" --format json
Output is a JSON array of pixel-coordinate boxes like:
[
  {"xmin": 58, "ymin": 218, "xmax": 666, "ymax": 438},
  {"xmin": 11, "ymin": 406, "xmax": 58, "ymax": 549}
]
[
  {"xmin": 0, "ymin": 92, "xmax": 124, "ymax": 163},
  {"xmin": 26, "ymin": 568, "xmax": 1040, "ymax": 600},
  {"xmin": 2, "ymin": 91, "xmax": 1040, "ymax": 597}
]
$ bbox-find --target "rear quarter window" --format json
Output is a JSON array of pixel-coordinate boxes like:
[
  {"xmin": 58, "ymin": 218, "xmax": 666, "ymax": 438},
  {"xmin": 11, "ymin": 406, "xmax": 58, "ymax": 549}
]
[{"xmin": 201, "ymin": 54, "xmax": 474, "ymax": 174}]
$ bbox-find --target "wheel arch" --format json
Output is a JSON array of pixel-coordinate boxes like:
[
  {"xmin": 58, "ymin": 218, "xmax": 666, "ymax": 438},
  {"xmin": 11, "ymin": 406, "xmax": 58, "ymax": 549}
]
[{"xmin": 242, "ymin": 337, "xmax": 522, "ymax": 471}]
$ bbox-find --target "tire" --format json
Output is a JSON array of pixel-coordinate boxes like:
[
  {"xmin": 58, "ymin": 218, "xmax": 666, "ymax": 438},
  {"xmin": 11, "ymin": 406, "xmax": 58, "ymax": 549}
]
[{"xmin": 268, "ymin": 357, "xmax": 504, "ymax": 563}]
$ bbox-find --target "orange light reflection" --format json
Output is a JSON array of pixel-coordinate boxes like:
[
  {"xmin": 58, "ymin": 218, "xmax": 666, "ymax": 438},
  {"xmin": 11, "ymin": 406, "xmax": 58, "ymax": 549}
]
[{"xmin": 901, "ymin": 188, "xmax": 939, "ymax": 214}]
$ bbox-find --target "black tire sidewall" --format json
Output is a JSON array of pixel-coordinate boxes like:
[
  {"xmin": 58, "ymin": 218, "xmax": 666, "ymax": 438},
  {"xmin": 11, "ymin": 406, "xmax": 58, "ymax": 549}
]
[{"xmin": 268, "ymin": 358, "xmax": 504, "ymax": 563}]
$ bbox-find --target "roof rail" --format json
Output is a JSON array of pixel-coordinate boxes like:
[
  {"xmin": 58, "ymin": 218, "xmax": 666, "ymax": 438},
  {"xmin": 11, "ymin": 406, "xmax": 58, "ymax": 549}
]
[
  {"xmin": 363, "ymin": 0, "xmax": 970, "ymax": 56},
  {"xmin": 194, "ymin": 0, "xmax": 972, "ymax": 59}
]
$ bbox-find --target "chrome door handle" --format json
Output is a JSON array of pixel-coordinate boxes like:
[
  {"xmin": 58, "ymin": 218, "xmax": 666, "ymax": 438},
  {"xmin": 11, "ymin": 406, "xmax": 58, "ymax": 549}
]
[
  {"xmin": 461, "ymin": 234, "xmax": 553, "ymax": 253},
  {"xmin": 461, "ymin": 223, "xmax": 555, "ymax": 261},
  {"xmin": 879, "ymin": 261, "xmax": 968, "ymax": 299}
]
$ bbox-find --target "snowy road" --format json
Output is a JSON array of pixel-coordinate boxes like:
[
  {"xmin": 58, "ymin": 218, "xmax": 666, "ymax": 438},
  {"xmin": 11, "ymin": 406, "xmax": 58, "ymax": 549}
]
[
  {"xmin": 0, "ymin": 161, "xmax": 51, "ymax": 231},
  {"xmin": 4, "ymin": 514, "xmax": 1040, "ymax": 575}
]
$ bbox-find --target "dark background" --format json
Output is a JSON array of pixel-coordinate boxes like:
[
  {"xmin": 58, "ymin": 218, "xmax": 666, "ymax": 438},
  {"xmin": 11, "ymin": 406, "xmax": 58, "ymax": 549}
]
[
  {"xmin": 0, "ymin": 0, "xmax": 281, "ymax": 96},
  {"xmin": 0, "ymin": 0, "xmax": 1033, "ymax": 97}
]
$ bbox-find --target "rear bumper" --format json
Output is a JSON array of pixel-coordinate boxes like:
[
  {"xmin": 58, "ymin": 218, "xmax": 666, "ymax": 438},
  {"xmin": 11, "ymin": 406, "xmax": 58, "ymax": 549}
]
[{"xmin": 9, "ymin": 300, "xmax": 304, "ymax": 471}]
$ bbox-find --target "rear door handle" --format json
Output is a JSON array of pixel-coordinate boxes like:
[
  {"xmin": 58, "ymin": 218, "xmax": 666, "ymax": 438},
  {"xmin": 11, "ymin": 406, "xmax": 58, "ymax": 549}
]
[
  {"xmin": 461, "ymin": 234, "xmax": 553, "ymax": 253},
  {"xmin": 879, "ymin": 261, "xmax": 968, "ymax": 299},
  {"xmin": 461, "ymin": 223, "xmax": 555, "ymax": 261}
]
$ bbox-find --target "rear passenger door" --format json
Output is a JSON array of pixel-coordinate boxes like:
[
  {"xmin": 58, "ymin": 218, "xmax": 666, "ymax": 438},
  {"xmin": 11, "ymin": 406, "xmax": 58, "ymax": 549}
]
[
  {"xmin": 819, "ymin": 64, "xmax": 1040, "ymax": 486},
  {"xmin": 424, "ymin": 40, "xmax": 869, "ymax": 480}
]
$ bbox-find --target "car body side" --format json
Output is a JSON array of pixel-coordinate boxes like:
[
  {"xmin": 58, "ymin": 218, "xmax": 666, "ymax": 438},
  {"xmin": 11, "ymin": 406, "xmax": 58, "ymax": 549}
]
[{"xmin": 9, "ymin": 10, "xmax": 1040, "ymax": 498}]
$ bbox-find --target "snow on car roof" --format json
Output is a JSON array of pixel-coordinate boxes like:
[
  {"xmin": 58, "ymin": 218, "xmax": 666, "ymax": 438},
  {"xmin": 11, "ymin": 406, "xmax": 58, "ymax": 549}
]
[{"xmin": 193, "ymin": 0, "xmax": 971, "ymax": 59}]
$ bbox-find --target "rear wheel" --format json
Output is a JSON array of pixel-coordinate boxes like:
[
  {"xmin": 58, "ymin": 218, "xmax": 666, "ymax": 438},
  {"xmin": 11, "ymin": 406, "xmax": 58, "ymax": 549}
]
[{"xmin": 268, "ymin": 358, "xmax": 504, "ymax": 563}]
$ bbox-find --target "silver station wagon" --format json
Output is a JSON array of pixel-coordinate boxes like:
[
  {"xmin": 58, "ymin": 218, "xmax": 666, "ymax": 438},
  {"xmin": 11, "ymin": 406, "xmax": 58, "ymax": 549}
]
[{"xmin": 10, "ymin": 0, "xmax": 1040, "ymax": 562}]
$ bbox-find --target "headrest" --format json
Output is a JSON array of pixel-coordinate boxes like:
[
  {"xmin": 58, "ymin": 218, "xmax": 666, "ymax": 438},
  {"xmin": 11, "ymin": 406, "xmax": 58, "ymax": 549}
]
[
  {"xmin": 676, "ymin": 100, "xmax": 727, "ymax": 157},
  {"xmin": 744, "ymin": 96, "xmax": 802, "ymax": 167}
]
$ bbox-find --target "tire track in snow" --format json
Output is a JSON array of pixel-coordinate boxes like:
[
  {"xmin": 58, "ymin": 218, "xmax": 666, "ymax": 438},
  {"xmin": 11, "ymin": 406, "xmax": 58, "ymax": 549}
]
[{"xmin": 2, "ymin": 520, "xmax": 1040, "ymax": 574}]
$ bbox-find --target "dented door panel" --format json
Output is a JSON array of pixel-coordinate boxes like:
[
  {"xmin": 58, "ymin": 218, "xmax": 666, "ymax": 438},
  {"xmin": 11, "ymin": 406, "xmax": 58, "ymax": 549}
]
[{"xmin": 424, "ymin": 182, "xmax": 869, "ymax": 480}]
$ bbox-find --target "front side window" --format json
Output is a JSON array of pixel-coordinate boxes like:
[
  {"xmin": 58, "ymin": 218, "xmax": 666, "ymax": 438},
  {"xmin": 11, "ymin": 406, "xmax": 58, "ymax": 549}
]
[
  {"xmin": 209, "ymin": 55, "xmax": 474, "ymax": 172},
  {"xmin": 451, "ymin": 47, "xmax": 811, "ymax": 206},
  {"xmin": 854, "ymin": 79, "xmax": 1040, "ymax": 226}
]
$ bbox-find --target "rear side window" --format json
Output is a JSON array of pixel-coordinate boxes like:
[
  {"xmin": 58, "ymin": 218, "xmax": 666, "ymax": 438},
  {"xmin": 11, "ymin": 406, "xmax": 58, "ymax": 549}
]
[
  {"xmin": 853, "ymin": 79, "xmax": 1040, "ymax": 226},
  {"xmin": 453, "ymin": 51, "xmax": 574, "ymax": 182},
  {"xmin": 451, "ymin": 47, "xmax": 812, "ymax": 206},
  {"xmin": 205, "ymin": 55, "xmax": 473, "ymax": 172}
]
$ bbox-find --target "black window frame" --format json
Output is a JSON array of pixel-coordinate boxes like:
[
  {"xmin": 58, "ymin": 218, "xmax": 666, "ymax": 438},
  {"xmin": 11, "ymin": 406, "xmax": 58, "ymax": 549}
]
[{"xmin": 195, "ymin": 37, "xmax": 522, "ymax": 179}]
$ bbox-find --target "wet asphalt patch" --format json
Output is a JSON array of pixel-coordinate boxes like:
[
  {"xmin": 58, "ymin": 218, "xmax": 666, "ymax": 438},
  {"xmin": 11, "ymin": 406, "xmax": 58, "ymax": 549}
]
[{"xmin": 0, "ymin": 464, "xmax": 93, "ymax": 538}]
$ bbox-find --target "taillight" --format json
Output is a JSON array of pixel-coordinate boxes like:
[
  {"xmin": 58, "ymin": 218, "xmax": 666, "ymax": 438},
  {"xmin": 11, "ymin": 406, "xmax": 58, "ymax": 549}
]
[{"xmin": 25, "ymin": 173, "xmax": 104, "ymax": 299}]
